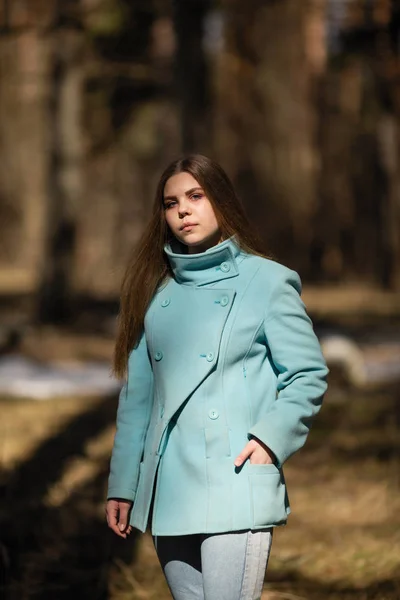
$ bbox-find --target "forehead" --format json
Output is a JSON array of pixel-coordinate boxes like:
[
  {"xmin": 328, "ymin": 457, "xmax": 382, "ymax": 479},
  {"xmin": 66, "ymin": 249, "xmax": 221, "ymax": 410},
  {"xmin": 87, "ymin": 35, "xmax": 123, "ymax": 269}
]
[{"xmin": 164, "ymin": 172, "xmax": 201, "ymax": 196}]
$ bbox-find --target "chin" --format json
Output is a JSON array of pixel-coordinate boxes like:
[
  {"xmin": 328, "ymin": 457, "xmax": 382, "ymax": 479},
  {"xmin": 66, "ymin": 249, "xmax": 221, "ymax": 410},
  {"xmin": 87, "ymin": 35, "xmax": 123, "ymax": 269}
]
[
  {"xmin": 177, "ymin": 233, "xmax": 204, "ymax": 246},
  {"xmin": 174, "ymin": 230, "xmax": 220, "ymax": 250}
]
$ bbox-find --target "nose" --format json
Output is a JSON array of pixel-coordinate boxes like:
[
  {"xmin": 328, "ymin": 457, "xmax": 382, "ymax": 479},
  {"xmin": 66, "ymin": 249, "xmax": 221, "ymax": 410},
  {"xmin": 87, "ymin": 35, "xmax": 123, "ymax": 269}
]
[{"xmin": 178, "ymin": 199, "xmax": 192, "ymax": 218}]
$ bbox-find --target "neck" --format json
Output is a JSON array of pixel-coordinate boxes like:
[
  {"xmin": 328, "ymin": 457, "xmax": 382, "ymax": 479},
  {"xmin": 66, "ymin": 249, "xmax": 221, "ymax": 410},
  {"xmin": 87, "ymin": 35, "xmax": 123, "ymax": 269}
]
[{"xmin": 187, "ymin": 232, "xmax": 224, "ymax": 254}]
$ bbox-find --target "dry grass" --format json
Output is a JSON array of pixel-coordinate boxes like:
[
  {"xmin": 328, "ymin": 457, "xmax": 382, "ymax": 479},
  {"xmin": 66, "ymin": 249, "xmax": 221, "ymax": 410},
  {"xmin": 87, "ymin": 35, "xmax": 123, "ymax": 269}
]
[{"xmin": 1, "ymin": 374, "xmax": 399, "ymax": 599}]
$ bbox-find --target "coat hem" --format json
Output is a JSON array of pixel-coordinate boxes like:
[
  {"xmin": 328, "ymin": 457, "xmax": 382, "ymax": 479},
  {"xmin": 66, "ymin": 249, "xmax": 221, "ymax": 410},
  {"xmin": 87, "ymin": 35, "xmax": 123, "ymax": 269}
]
[{"xmin": 145, "ymin": 520, "xmax": 288, "ymax": 537}]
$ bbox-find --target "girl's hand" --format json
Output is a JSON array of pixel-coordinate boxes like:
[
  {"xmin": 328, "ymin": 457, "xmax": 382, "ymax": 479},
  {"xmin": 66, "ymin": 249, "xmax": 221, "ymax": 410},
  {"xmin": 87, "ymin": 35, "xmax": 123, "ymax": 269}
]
[
  {"xmin": 106, "ymin": 499, "xmax": 133, "ymax": 538},
  {"xmin": 234, "ymin": 437, "xmax": 276, "ymax": 467}
]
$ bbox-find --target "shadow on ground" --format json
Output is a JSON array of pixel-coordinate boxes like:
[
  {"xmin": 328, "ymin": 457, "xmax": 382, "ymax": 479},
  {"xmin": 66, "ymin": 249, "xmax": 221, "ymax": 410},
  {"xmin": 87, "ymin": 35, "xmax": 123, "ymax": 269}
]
[
  {"xmin": 0, "ymin": 394, "xmax": 139, "ymax": 600},
  {"xmin": 0, "ymin": 376, "xmax": 399, "ymax": 599}
]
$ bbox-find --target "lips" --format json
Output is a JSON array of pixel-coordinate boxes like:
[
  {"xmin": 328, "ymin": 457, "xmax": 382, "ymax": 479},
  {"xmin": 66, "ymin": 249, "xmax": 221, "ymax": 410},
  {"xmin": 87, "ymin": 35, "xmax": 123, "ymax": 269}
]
[{"xmin": 180, "ymin": 223, "xmax": 197, "ymax": 231}]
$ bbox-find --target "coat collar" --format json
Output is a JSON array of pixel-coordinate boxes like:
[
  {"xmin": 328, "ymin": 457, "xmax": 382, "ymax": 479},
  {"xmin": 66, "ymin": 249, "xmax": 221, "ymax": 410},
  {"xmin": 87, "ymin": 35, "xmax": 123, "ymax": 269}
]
[{"xmin": 163, "ymin": 235, "xmax": 243, "ymax": 286}]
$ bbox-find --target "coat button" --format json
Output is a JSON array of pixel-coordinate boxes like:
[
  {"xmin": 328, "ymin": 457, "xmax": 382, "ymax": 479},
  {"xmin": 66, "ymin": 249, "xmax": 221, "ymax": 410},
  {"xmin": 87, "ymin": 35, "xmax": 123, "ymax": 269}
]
[
  {"xmin": 206, "ymin": 352, "xmax": 214, "ymax": 362},
  {"xmin": 220, "ymin": 295, "xmax": 229, "ymax": 307},
  {"xmin": 154, "ymin": 351, "xmax": 163, "ymax": 361},
  {"xmin": 161, "ymin": 298, "xmax": 170, "ymax": 307},
  {"xmin": 208, "ymin": 409, "xmax": 219, "ymax": 420},
  {"xmin": 220, "ymin": 262, "xmax": 231, "ymax": 273}
]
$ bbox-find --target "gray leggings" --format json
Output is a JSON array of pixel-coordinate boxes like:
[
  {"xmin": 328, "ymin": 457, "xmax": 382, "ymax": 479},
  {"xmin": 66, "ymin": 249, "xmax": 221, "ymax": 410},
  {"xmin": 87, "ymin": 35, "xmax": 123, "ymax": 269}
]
[{"xmin": 152, "ymin": 529, "xmax": 273, "ymax": 600}]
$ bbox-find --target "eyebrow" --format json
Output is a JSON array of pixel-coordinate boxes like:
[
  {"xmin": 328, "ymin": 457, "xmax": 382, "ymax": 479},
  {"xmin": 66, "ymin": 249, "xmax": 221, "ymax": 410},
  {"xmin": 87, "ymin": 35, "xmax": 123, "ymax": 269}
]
[{"xmin": 163, "ymin": 187, "xmax": 204, "ymax": 202}]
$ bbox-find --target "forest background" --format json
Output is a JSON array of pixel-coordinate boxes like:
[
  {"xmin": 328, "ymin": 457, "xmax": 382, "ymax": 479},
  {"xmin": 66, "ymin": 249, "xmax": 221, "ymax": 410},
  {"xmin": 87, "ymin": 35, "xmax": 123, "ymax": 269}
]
[
  {"xmin": 1, "ymin": 1, "xmax": 400, "ymax": 600},
  {"xmin": 2, "ymin": 0, "xmax": 400, "ymax": 313}
]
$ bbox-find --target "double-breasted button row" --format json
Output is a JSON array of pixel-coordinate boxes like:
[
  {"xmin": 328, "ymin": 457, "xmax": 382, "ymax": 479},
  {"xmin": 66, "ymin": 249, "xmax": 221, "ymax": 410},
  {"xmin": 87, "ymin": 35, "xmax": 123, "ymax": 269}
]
[
  {"xmin": 158, "ymin": 350, "xmax": 215, "ymax": 362},
  {"xmin": 162, "ymin": 295, "xmax": 229, "ymax": 308}
]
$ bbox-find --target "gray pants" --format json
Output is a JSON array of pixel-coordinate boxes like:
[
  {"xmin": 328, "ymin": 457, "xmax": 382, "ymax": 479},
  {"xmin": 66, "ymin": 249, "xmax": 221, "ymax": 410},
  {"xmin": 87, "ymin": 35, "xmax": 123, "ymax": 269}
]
[{"xmin": 152, "ymin": 529, "xmax": 273, "ymax": 600}]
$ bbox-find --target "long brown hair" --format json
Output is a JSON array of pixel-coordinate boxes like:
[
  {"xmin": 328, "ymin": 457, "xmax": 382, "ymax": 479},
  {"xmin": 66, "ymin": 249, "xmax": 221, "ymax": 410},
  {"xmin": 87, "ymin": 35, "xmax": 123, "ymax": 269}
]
[{"xmin": 113, "ymin": 154, "xmax": 268, "ymax": 379}]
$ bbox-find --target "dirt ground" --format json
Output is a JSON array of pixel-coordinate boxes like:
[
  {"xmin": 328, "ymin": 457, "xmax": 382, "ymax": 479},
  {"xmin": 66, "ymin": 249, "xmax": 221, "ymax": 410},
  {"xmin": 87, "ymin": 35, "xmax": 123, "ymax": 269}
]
[{"xmin": 1, "ymin": 366, "xmax": 400, "ymax": 599}]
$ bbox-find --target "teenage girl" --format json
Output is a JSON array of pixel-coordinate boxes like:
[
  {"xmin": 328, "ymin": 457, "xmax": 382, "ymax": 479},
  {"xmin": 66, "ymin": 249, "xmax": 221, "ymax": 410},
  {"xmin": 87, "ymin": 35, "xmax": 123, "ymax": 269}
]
[{"xmin": 106, "ymin": 154, "xmax": 328, "ymax": 600}]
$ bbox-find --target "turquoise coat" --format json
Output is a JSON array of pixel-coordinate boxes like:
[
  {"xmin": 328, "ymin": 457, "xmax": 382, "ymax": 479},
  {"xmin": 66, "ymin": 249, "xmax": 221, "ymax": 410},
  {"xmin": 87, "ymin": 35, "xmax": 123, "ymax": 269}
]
[{"xmin": 107, "ymin": 236, "xmax": 328, "ymax": 535}]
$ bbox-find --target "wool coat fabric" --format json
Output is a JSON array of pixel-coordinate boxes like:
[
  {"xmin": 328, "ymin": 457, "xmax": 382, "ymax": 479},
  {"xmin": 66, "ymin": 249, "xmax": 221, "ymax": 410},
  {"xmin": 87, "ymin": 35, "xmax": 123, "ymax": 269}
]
[{"xmin": 107, "ymin": 236, "xmax": 328, "ymax": 535}]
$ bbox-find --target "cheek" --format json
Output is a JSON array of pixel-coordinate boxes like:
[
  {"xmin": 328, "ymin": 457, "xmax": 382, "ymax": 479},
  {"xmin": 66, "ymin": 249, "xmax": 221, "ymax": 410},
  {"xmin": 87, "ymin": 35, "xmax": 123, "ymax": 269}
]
[{"xmin": 164, "ymin": 210, "xmax": 176, "ymax": 229}]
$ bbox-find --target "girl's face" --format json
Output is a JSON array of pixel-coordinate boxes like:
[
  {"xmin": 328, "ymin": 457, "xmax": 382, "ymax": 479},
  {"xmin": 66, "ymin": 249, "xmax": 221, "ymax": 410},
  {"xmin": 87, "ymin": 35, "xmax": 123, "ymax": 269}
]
[{"xmin": 163, "ymin": 172, "xmax": 222, "ymax": 253}]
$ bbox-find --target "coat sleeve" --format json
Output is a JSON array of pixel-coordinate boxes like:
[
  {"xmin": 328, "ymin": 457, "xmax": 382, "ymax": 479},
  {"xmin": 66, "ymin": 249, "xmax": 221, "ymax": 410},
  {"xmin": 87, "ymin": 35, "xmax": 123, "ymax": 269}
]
[
  {"xmin": 107, "ymin": 330, "xmax": 154, "ymax": 501},
  {"xmin": 247, "ymin": 269, "xmax": 328, "ymax": 466}
]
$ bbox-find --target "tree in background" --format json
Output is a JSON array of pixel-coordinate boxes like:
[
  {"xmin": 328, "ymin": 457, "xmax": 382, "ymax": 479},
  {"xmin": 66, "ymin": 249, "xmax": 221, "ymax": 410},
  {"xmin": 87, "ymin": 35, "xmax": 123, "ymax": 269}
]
[
  {"xmin": 215, "ymin": 0, "xmax": 400, "ymax": 288},
  {"xmin": 214, "ymin": 0, "xmax": 324, "ymax": 276},
  {"xmin": 1, "ymin": 0, "xmax": 400, "ymax": 328}
]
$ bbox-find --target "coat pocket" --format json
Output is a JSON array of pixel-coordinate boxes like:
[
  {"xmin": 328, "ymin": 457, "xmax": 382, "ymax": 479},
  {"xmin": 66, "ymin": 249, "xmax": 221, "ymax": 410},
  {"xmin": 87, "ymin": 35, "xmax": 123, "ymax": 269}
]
[
  {"xmin": 204, "ymin": 426, "xmax": 231, "ymax": 459},
  {"xmin": 248, "ymin": 463, "xmax": 288, "ymax": 527}
]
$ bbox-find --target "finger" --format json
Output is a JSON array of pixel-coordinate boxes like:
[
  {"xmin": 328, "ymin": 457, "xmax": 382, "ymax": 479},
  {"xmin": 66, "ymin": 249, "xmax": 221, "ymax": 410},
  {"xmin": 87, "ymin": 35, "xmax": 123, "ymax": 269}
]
[
  {"xmin": 118, "ymin": 504, "xmax": 130, "ymax": 532},
  {"xmin": 110, "ymin": 522, "xmax": 128, "ymax": 538},
  {"xmin": 234, "ymin": 441, "xmax": 255, "ymax": 467},
  {"xmin": 107, "ymin": 513, "xmax": 127, "ymax": 538},
  {"xmin": 106, "ymin": 503, "xmax": 127, "ymax": 537}
]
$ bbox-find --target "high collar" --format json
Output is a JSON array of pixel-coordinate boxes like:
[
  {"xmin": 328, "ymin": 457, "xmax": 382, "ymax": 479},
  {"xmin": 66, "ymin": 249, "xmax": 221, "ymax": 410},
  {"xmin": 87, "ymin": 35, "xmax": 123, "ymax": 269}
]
[{"xmin": 163, "ymin": 235, "xmax": 244, "ymax": 286}]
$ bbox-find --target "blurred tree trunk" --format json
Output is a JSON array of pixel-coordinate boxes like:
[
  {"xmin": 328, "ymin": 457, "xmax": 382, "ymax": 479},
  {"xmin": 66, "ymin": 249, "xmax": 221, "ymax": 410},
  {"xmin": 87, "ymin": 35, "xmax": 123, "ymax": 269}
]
[
  {"xmin": 37, "ymin": 0, "xmax": 84, "ymax": 323},
  {"xmin": 73, "ymin": 2, "xmax": 180, "ymax": 300},
  {"xmin": 313, "ymin": 56, "xmax": 374, "ymax": 283},
  {"xmin": 376, "ymin": 6, "xmax": 400, "ymax": 291},
  {"xmin": 378, "ymin": 115, "xmax": 400, "ymax": 290},
  {"xmin": 215, "ymin": 0, "xmax": 325, "ymax": 275},
  {"xmin": 314, "ymin": 1, "xmax": 400, "ymax": 288},
  {"xmin": 173, "ymin": 0, "xmax": 211, "ymax": 153},
  {"xmin": 0, "ymin": 1, "xmax": 53, "ymax": 293},
  {"xmin": 0, "ymin": 0, "xmax": 84, "ymax": 320}
]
